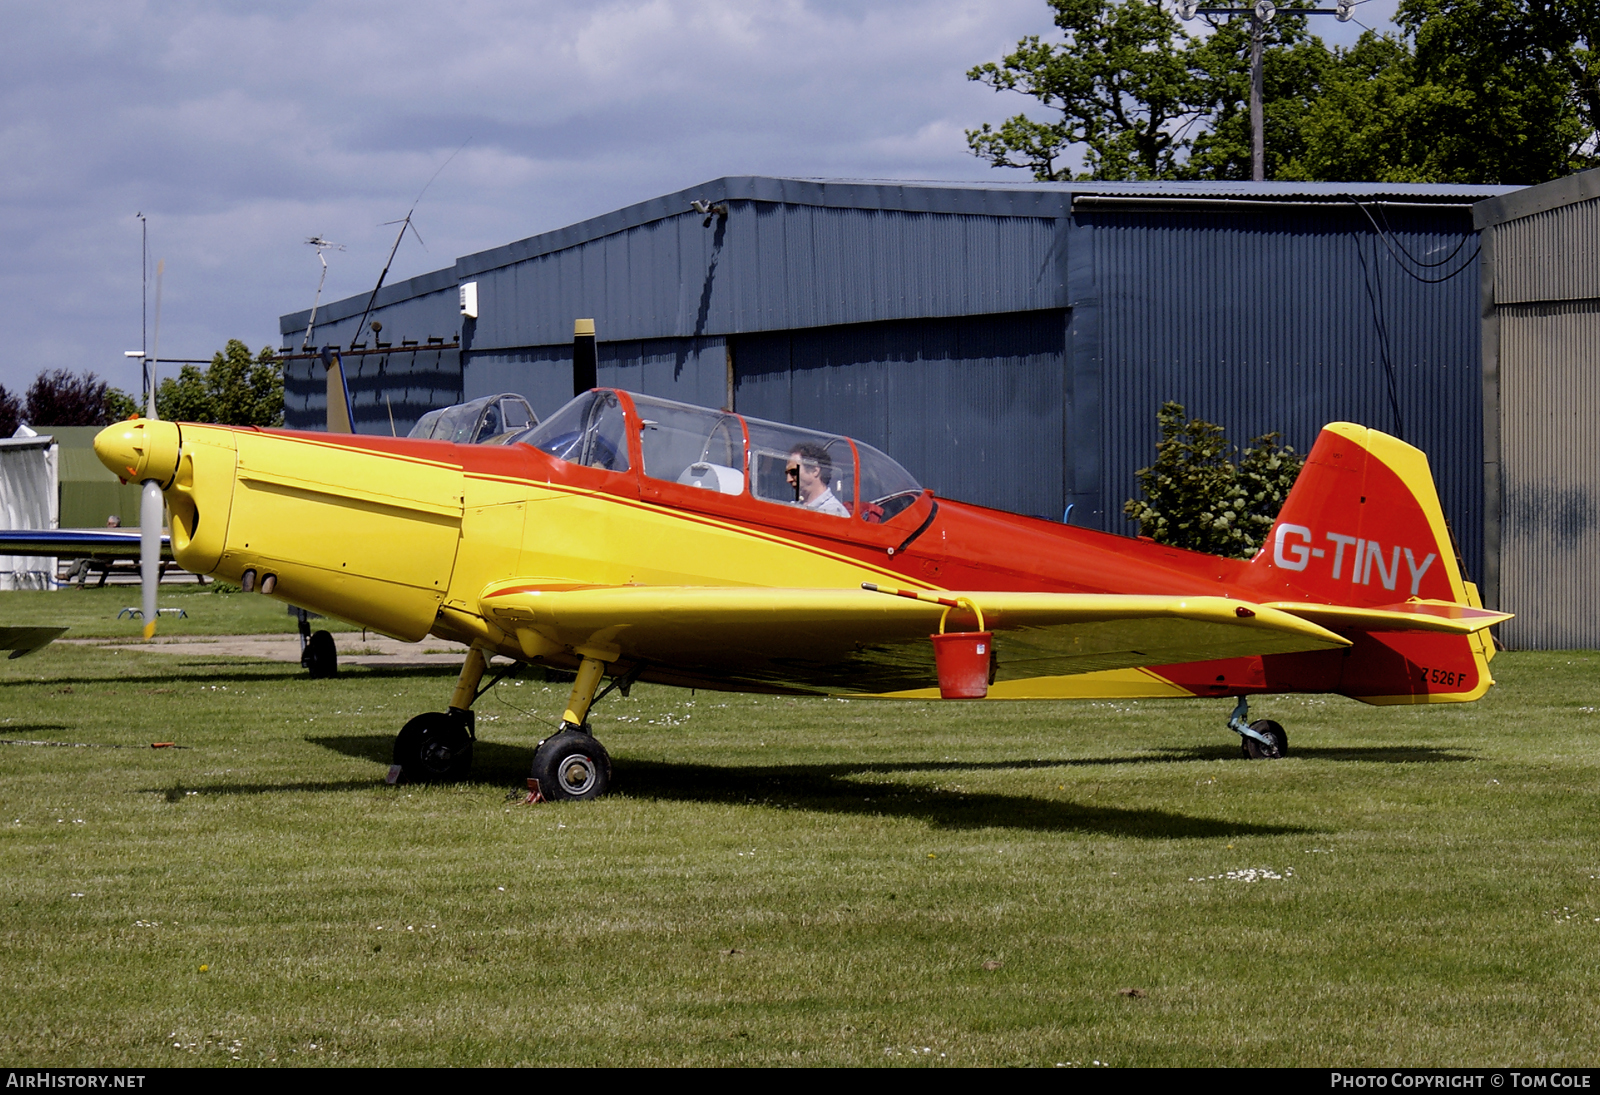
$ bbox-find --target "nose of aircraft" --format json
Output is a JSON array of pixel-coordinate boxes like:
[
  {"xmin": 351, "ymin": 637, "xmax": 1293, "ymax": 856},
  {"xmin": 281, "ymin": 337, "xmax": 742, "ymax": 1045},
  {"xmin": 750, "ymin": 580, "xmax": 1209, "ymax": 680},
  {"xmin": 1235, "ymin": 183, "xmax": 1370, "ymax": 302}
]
[{"xmin": 94, "ymin": 419, "xmax": 182, "ymax": 486}]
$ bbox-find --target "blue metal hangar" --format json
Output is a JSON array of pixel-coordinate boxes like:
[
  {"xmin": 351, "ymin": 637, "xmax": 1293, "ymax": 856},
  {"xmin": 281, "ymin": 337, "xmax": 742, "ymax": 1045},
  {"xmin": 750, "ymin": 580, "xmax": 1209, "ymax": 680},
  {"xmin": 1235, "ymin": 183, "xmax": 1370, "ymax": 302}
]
[{"xmin": 280, "ymin": 175, "xmax": 1512, "ymax": 583}]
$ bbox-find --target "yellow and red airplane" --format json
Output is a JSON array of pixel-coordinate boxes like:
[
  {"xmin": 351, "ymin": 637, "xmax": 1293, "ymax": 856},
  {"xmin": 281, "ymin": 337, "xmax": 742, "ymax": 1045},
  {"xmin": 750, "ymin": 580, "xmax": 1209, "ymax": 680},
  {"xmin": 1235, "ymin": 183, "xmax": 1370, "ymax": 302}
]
[{"xmin": 92, "ymin": 386, "xmax": 1507, "ymax": 799}]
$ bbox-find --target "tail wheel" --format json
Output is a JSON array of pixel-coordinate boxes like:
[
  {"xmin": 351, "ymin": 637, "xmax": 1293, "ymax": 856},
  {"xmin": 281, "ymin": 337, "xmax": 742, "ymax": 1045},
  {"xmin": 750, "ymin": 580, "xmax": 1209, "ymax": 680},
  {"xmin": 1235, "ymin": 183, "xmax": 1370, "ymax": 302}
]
[
  {"xmin": 1243, "ymin": 719, "xmax": 1288, "ymax": 760},
  {"xmin": 531, "ymin": 730, "xmax": 612, "ymax": 800},
  {"xmin": 394, "ymin": 712, "xmax": 473, "ymax": 782}
]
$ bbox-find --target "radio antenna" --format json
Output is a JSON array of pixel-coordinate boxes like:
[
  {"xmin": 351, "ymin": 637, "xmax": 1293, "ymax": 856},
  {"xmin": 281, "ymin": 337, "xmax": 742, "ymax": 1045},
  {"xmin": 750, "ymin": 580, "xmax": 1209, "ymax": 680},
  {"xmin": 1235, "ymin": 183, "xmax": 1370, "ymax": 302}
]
[{"xmin": 347, "ymin": 137, "xmax": 471, "ymax": 351}]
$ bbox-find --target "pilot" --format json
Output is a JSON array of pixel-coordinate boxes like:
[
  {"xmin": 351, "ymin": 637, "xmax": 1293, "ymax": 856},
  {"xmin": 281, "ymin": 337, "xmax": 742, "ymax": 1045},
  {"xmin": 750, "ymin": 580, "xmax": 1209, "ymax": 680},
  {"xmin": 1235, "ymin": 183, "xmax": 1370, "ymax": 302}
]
[{"xmin": 787, "ymin": 444, "xmax": 850, "ymax": 518}]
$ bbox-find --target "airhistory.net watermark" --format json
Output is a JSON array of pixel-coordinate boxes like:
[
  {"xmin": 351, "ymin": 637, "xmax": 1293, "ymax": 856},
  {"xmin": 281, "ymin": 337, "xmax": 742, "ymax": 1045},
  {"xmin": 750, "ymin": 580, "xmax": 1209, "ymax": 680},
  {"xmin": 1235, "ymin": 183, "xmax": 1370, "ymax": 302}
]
[{"xmin": 3, "ymin": 1075, "xmax": 145, "ymax": 1089}]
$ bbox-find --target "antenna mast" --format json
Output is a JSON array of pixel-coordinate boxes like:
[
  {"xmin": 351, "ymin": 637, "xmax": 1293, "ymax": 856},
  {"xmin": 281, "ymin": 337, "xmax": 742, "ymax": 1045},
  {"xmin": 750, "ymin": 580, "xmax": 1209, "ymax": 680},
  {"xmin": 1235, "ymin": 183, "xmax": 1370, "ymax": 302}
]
[
  {"xmin": 346, "ymin": 138, "xmax": 470, "ymax": 352},
  {"xmin": 301, "ymin": 236, "xmax": 345, "ymax": 351}
]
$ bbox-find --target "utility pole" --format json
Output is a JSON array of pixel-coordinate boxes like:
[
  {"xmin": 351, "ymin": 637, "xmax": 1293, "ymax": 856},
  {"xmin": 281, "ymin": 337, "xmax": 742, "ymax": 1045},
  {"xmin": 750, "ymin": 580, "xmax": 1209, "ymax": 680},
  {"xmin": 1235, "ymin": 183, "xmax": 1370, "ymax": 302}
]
[
  {"xmin": 1250, "ymin": 11, "xmax": 1265, "ymax": 181},
  {"xmin": 1179, "ymin": 1, "xmax": 1356, "ymax": 182},
  {"xmin": 137, "ymin": 212, "xmax": 148, "ymax": 405}
]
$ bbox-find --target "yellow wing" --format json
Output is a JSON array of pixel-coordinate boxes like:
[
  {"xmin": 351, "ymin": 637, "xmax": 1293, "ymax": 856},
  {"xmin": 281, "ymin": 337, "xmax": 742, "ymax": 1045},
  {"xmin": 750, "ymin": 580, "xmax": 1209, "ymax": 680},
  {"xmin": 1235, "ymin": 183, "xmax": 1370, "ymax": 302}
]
[{"xmin": 479, "ymin": 582, "xmax": 1349, "ymax": 696}]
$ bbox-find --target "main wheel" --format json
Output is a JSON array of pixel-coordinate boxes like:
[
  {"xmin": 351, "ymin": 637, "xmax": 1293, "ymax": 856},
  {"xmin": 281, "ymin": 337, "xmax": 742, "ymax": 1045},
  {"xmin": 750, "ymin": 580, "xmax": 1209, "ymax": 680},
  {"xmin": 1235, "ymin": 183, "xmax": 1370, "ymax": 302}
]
[
  {"xmin": 530, "ymin": 730, "xmax": 612, "ymax": 800},
  {"xmin": 394, "ymin": 712, "xmax": 473, "ymax": 782},
  {"xmin": 1243, "ymin": 719, "xmax": 1288, "ymax": 760},
  {"xmin": 303, "ymin": 629, "xmax": 338, "ymax": 679}
]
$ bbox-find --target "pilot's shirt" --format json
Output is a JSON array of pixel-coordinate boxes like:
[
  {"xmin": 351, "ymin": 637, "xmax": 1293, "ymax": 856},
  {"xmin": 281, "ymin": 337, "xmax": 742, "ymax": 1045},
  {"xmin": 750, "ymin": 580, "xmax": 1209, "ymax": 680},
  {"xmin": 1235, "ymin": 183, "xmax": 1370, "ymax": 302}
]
[{"xmin": 804, "ymin": 489, "xmax": 851, "ymax": 518}]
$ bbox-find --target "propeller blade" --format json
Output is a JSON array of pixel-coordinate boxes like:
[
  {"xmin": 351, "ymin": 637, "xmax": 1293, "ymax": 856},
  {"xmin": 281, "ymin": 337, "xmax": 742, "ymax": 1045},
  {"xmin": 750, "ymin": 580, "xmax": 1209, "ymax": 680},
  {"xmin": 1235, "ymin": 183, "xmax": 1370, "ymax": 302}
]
[
  {"xmin": 142, "ymin": 259, "xmax": 165, "ymax": 638},
  {"xmin": 139, "ymin": 479, "xmax": 161, "ymax": 640}
]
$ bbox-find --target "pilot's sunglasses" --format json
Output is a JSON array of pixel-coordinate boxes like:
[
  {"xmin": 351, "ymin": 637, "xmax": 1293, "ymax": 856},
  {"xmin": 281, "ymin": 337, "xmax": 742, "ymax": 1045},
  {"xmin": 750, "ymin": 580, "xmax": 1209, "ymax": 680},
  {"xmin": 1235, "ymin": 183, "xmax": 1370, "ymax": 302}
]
[{"xmin": 786, "ymin": 465, "xmax": 801, "ymax": 479}]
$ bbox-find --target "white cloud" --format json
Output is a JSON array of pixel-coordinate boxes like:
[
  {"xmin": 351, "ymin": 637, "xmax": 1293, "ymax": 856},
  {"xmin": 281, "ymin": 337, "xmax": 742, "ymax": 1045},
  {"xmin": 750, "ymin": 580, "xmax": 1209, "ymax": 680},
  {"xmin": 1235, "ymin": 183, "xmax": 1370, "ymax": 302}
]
[{"xmin": 0, "ymin": 0, "xmax": 1398, "ymax": 397}]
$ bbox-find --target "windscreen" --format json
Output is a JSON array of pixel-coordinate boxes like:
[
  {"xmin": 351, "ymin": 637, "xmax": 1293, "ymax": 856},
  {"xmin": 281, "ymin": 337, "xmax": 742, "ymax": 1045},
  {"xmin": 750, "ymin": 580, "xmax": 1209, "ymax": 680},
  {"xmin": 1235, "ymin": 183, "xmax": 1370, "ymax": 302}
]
[
  {"xmin": 854, "ymin": 439, "xmax": 923, "ymax": 521},
  {"xmin": 513, "ymin": 390, "xmax": 630, "ymax": 472}
]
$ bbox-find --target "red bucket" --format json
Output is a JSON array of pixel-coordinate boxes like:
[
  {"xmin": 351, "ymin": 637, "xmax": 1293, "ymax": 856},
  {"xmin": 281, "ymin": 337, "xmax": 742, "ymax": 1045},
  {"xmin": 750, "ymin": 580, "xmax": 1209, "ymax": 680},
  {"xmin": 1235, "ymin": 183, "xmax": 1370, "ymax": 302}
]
[{"xmin": 930, "ymin": 630, "xmax": 993, "ymax": 699}]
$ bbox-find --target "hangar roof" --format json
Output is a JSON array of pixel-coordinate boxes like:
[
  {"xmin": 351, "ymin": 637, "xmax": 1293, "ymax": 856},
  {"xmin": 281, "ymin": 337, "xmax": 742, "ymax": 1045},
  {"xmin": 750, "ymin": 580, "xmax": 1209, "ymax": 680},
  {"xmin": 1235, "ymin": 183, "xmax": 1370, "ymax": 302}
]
[
  {"xmin": 281, "ymin": 176, "xmax": 1517, "ymax": 334},
  {"xmin": 1472, "ymin": 165, "xmax": 1600, "ymax": 228}
]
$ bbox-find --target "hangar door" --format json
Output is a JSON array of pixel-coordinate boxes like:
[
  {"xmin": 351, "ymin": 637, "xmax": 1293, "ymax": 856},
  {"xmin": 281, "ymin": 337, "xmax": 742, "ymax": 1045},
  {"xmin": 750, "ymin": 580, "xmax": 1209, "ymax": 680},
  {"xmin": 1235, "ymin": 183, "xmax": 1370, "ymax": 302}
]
[
  {"xmin": 732, "ymin": 310, "xmax": 1069, "ymax": 521},
  {"xmin": 1498, "ymin": 302, "xmax": 1600, "ymax": 648}
]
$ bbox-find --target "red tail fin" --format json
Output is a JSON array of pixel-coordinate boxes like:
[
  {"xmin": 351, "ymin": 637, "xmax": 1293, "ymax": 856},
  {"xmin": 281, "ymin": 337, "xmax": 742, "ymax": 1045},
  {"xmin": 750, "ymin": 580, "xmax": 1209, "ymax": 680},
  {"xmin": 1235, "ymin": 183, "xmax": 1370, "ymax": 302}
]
[{"xmin": 1242, "ymin": 424, "xmax": 1496, "ymax": 704}]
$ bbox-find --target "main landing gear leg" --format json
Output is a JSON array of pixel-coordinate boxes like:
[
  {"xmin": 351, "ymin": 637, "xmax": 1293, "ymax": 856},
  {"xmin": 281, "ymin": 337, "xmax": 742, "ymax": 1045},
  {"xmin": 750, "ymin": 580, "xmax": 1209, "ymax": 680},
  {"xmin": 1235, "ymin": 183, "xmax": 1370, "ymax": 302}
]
[
  {"xmin": 530, "ymin": 652, "xmax": 614, "ymax": 801},
  {"xmin": 390, "ymin": 647, "xmax": 488, "ymax": 783},
  {"xmin": 1227, "ymin": 695, "xmax": 1289, "ymax": 760},
  {"xmin": 447, "ymin": 646, "xmax": 490, "ymax": 739}
]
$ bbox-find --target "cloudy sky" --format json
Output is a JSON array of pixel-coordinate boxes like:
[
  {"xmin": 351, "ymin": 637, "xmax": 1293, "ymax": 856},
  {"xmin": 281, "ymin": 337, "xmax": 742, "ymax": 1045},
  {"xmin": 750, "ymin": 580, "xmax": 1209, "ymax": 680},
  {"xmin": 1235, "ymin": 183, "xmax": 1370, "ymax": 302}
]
[{"xmin": 0, "ymin": 0, "xmax": 1399, "ymax": 400}]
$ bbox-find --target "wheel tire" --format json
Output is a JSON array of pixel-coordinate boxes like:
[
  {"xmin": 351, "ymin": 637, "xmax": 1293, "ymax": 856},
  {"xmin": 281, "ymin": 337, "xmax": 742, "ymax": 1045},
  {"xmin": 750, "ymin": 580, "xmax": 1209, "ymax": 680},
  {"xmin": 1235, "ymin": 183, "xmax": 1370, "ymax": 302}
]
[
  {"xmin": 530, "ymin": 730, "xmax": 612, "ymax": 801},
  {"xmin": 393, "ymin": 712, "xmax": 473, "ymax": 782},
  {"xmin": 303, "ymin": 629, "xmax": 338, "ymax": 679},
  {"xmin": 1243, "ymin": 719, "xmax": 1288, "ymax": 760}
]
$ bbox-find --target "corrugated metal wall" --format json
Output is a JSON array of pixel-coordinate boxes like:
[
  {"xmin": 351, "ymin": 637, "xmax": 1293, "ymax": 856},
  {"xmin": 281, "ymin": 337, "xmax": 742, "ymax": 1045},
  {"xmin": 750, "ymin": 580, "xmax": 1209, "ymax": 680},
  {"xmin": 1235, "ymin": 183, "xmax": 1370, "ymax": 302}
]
[
  {"xmin": 462, "ymin": 337, "xmax": 728, "ymax": 420},
  {"xmin": 1495, "ymin": 197, "xmax": 1600, "ymax": 304},
  {"xmin": 283, "ymin": 278, "xmax": 465, "ymax": 432},
  {"xmin": 1084, "ymin": 205, "xmax": 1485, "ymax": 579},
  {"xmin": 1483, "ymin": 189, "xmax": 1600, "ymax": 647},
  {"xmin": 733, "ymin": 311, "xmax": 1068, "ymax": 518},
  {"xmin": 1498, "ymin": 301, "xmax": 1600, "ymax": 647},
  {"xmin": 285, "ymin": 346, "xmax": 462, "ymax": 434},
  {"xmin": 458, "ymin": 202, "xmax": 1061, "ymax": 351}
]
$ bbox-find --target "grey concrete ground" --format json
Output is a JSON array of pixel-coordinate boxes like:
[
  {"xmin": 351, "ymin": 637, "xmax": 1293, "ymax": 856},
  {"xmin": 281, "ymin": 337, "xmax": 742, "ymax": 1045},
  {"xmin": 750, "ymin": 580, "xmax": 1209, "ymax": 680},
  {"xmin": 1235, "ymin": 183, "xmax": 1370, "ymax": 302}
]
[{"xmin": 66, "ymin": 632, "xmax": 473, "ymax": 668}]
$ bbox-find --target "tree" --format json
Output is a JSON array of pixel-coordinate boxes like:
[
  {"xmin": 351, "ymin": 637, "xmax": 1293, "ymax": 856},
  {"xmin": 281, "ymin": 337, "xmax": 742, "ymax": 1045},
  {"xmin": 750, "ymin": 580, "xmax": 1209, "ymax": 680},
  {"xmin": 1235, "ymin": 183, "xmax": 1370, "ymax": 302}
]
[
  {"xmin": 103, "ymin": 388, "xmax": 141, "ymax": 422},
  {"xmin": 154, "ymin": 341, "xmax": 283, "ymax": 426},
  {"xmin": 155, "ymin": 364, "xmax": 212, "ymax": 423},
  {"xmin": 0, "ymin": 385, "xmax": 19, "ymax": 437},
  {"xmin": 1391, "ymin": 0, "xmax": 1594, "ymax": 182},
  {"xmin": 1292, "ymin": 31, "xmax": 1427, "ymax": 182},
  {"xmin": 968, "ymin": 0, "xmax": 1599, "ymax": 184},
  {"xmin": 966, "ymin": 0, "xmax": 1208, "ymax": 180},
  {"xmin": 1181, "ymin": 12, "xmax": 1335, "ymax": 180},
  {"xmin": 23, "ymin": 369, "xmax": 138, "ymax": 427},
  {"xmin": 1296, "ymin": 4, "xmax": 1593, "ymax": 184},
  {"xmin": 1123, "ymin": 402, "xmax": 1303, "ymax": 558}
]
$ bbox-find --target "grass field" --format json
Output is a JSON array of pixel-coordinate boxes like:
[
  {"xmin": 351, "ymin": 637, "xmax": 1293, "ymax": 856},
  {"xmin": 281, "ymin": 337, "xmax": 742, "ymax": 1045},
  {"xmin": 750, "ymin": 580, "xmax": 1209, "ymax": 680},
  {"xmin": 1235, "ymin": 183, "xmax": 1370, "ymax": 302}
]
[
  {"xmin": 5, "ymin": 585, "xmax": 361, "ymax": 639},
  {"xmin": 1, "ymin": 603, "xmax": 1597, "ymax": 1066}
]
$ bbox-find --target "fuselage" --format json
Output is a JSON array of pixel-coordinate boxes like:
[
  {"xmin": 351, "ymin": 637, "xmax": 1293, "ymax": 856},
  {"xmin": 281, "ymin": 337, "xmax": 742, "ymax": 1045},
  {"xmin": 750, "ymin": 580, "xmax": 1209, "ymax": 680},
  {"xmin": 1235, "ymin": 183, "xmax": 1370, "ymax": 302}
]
[
  {"xmin": 113, "ymin": 421, "xmax": 1247, "ymax": 636},
  {"xmin": 92, "ymin": 389, "xmax": 1486, "ymax": 703}
]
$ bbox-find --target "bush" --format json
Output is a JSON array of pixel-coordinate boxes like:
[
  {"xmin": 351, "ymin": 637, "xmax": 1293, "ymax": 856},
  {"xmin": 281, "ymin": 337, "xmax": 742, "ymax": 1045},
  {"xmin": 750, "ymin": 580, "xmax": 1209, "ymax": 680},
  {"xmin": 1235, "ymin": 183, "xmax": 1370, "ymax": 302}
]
[{"xmin": 1123, "ymin": 401, "xmax": 1303, "ymax": 559}]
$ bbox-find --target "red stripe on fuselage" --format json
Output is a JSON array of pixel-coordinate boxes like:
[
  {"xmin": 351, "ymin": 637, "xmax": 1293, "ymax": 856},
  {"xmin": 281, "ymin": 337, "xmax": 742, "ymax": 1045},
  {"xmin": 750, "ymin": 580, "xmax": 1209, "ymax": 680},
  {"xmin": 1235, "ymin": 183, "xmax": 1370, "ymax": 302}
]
[{"xmin": 247, "ymin": 426, "xmax": 1255, "ymax": 600}]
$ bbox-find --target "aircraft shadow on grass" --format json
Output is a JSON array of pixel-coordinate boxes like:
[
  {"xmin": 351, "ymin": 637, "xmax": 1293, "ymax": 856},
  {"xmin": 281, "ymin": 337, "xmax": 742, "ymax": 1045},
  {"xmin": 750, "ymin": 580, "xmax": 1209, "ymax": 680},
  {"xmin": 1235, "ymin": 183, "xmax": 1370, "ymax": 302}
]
[
  {"xmin": 152, "ymin": 733, "xmax": 1469, "ymax": 837},
  {"xmin": 829, "ymin": 745, "xmax": 1476, "ymax": 768},
  {"xmin": 1147, "ymin": 744, "xmax": 1477, "ymax": 764},
  {"xmin": 0, "ymin": 724, "xmax": 78, "ymax": 739},
  {"xmin": 298, "ymin": 734, "xmax": 1314, "ymax": 839},
  {"xmin": 144, "ymin": 778, "xmax": 386, "ymax": 801},
  {"xmin": 0, "ymin": 665, "xmax": 459, "ymax": 691}
]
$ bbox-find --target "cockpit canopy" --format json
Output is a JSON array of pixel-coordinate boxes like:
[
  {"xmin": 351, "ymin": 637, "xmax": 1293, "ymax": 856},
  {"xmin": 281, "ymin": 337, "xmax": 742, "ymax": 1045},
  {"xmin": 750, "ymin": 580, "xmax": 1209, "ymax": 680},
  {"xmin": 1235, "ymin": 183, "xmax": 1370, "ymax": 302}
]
[
  {"xmin": 409, "ymin": 393, "xmax": 537, "ymax": 446},
  {"xmin": 512, "ymin": 389, "xmax": 924, "ymax": 521}
]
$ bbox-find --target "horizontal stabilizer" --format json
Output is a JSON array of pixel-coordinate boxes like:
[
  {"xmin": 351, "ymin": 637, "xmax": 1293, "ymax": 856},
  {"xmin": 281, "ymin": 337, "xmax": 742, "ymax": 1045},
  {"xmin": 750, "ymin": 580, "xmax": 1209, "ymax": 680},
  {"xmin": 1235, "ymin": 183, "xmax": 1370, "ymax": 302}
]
[
  {"xmin": 480, "ymin": 582, "xmax": 1348, "ymax": 695},
  {"xmin": 1265, "ymin": 600, "xmax": 1512, "ymax": 635}
]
